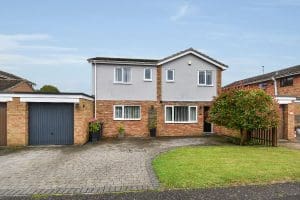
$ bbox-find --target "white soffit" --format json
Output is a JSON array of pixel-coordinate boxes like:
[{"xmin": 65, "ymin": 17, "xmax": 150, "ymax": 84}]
[
  {"xmin": 0, "ymin": 97, "xmax": 13, "ymax": 102},
  {"xmin": 275, "ymin": 96, "xmax": 296, "ymax": 104},
  {"xmin": 157, "ymin": 51, "xmax": 228, "ymax": 70}
]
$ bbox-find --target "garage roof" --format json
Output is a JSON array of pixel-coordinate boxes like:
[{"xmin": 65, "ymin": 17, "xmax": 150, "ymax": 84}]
[{"xmin": 0, "ymin": 92, "xmax": 94, "ymax": 103}]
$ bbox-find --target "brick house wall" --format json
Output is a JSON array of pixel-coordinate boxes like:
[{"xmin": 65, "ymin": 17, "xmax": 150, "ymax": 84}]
[
  {"xmin": 8, "ymin": 82, "xmax": 34, "ymax": 93},
  {"xmin": 156, "ymin": 101, "xmax": 208, "ymax": 136},
  {"xmin": 214, "ymin": 126, "xmax": 240, "ymax": 138},
  {"xmin": 96, "ymin": 100, "xmax": 157, "ymax": 137}
]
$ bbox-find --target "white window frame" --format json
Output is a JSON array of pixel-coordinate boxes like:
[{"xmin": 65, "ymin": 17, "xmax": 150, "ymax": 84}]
[
  {"xmin": 113, "ymin": 105, "xmax": 141, "ymax": 120},
  {"xmin": 197, "ymin": 70, "xmax": 213, "ymax": 86},
  {"xmin": 114, "ymin": 67, "xmax": 132, "ymax": 84},
  {"xmin": 164, "ymin": 105, "xmax": 198, "ymax": 123},
  {"xmin": 144, "ymin": 68, "xmax": 152, "ymax": 81},
  {"xmin": 166, "ymin": 69, "xmax": 175, "ymax": 82}
]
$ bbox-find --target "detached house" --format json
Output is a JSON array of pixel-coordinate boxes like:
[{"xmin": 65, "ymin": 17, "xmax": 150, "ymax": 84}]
[
  {"xmin": 88, "ymin": 48, "xmax": 228, "ymax": 137},
  {"xmin": 224, "ymin": 65, "xmax": 300, "ymax": 141}
]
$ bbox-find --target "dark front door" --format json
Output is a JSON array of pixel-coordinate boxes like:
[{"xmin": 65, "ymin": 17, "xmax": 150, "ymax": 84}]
[
  {"xmin": 204, "ymin": 106, "xmax": 212, "ymax": 133},
  {"xmin": 279, "ymin": 104, "xmax": 287, "ymax": 139},
  {"xmin": 0, "ymin": 103, "xmax": 7, "ymax": 146},
  {"xmin": 29, "ymin": 103, "xmax": 74, "ymax": 145}
]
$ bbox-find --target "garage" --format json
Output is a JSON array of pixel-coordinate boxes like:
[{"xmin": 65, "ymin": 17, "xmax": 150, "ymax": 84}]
[
  {"xmin": 0, "ymin": 103, "xmax": 7, "ymax": 146},
  {"xmin": 0, "ymin": 93, "xmax": 93, "ymax": 146},
  {"xmin": 29, "ymin": 103, "xmax": 74, "ymax": 145}
]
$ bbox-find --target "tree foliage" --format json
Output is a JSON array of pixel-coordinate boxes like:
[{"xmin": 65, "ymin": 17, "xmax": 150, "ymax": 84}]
[
  {"xmin": 39, "ymin": 85, "xmax": 60, "ymax": 93},
  {"xmin": 209, "ymin": 89, "xmax": 279, "ymax": 132}
]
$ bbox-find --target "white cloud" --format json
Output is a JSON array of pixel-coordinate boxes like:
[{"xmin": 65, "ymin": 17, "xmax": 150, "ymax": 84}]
[
  {"xmin": 0, "ymin": 34, "xmax": 51, "ymax": 41},
  {"xmin": 0, "ymin": 53, "xmax": 85, "ymax": 65},
  {"xmin": 0, "ymin": 33, "xmax": 83, "ymax": 65},
  {"xmin": 0, "ymin": 33, "xmax": 77, "ymax": 52},
  {"xmin": 170, "ymin": 2, "xmax": 190, "ymax": 21}
]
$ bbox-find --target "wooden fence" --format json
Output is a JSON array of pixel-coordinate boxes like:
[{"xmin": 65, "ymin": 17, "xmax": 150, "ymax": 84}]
[{"xmin": 249, "ymin": 127, "xmax": 278, "ymax": 147}]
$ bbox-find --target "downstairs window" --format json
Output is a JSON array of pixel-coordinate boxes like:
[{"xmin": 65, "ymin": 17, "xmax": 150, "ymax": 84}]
[
  {"xmin": 114, "ymin": 105, "xmax": 141, "ymax": 120},
  {"xmin": 165, "ymin": 106, "xmax": 197, "ymax": 123}
]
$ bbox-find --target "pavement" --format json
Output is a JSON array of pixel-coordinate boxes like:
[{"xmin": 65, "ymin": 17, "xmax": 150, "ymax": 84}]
[
  {"xmin": 1, "ymin": 182, "xmax": 299, "ymax": 200},
  {"xmin": 0, "ymin": 136, "xmax": 224, "ymax": 197},
  {"xmin": 279, "ymin": 137, "xmax": 300, "ymax": 150}
]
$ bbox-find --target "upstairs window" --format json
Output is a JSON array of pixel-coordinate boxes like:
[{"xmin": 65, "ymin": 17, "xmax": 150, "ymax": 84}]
[
  {"xmin": 144, "ymin": 68, "xmax": 152, "ymax": 81},
  {"xmin": 280, "ymin": 77, "xmax": 293, "ymax": 87},
  {"xmin": 198, "ymin": 70, "xmax": 213, "ymax": 86},
  {"xmin": 259, "ymin": 82, "xmax": 268, "ymax": 90},
  {"xmin": 166, "ymin": 69, "xmax": 175, "ymax": 82},
  {"xmin": 114, "ymin": 67, "xmax": 131, "ymax": 83}
]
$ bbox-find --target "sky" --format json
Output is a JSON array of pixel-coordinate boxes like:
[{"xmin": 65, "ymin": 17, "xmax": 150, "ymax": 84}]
[{"xmin": 0, "ymin": 0, "xmax": 299, "ymax": 94}]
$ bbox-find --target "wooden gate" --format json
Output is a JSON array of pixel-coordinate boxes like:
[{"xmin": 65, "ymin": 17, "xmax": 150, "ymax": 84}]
[
  {"xmin": 0, "ymin": 103, "xmax": 7, "ymax": 146},
  {"xmin": 249, "ymin": 127, "xmax": 277, "ymax": 147}
]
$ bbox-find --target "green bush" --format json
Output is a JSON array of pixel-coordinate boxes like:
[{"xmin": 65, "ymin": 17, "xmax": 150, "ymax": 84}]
[
  {"xmin": 209, "ymin": 89, "xmax": 279, "ymax": 145},
  {"xmin": 39, "ymin": 85, "xmax": 60, "ymax": 93}
]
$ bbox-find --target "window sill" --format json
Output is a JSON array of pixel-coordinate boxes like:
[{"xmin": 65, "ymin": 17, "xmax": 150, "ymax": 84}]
[
  {"xmin": 113, "ymin": 82, "xmax": 132, "ymax": 85},
  {"xmin": 113, "ymin": 118, "xmax": 141, "ymax": 121},
  {"xmin": 197, "ymin": 84, "xmax": 214, "ymax": 87},
  {"xmin": 166, "ymin": 80, "xmax": 175, "ymax": 83},
  {"xmin": 144, "ymin": 79, "xmax": 153, "ymax": 82},
  {"xmin": 165, "ymin": 121, "xmax": 198, "ymax": 124}
]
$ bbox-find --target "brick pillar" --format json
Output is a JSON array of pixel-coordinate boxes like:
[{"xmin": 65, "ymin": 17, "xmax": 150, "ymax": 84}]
[
  {"xmin": 7, "ymin": 98, "xmax": 28, "ymax": 146},
  {"xmin": 217, "ymin": 69, "xmax": 222, "ymax": 95},
  {"xmin": 156, "ymin": 66, "xmax": 162, "ymax": 136},
  {"xmin": 74, "ymin": 99, "xmax": 94, "ymax": 145},
  {"xmin": 157, "ymin": 66, "xmax": 162, "ymax": 102}
]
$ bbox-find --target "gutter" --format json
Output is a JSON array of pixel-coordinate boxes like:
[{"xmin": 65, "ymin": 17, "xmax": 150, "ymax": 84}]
[{"xmin": 271, "ymin": 76, "xmax": 278, "ymax": 96}]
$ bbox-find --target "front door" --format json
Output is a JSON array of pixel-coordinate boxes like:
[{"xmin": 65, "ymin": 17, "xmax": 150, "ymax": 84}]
[
  {"xmin": 204, "ymin": 106, "xmax": 212, "ymax": 133},
  {"xmin": 279, "ymin": 104, "xmax": 287, "ymax": 139}
]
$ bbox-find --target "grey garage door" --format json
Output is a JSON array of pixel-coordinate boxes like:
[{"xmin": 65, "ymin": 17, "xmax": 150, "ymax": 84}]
[{"xmin": 29, "ymin": 103, "xmax": 74, "ymax": 145}]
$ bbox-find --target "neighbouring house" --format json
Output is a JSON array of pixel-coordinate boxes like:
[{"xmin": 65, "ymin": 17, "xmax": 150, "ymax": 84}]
[
  {"xmin": 0, "ymin": 70, "xmax": 35, "ymax": 92},
  {"xmin": 87, "ymin": 48, "xmax": 228, "ymax": 137},
  {"xmin": 223, "ymin": 65, "xmax": 300, "ymax": 141}
]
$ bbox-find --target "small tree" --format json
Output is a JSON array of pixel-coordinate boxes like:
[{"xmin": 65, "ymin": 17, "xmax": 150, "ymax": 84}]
[
  {"xmin": 39, "ymin": 85, "xmax": 60, "ymax": 93},
  {"xmin": 209, "ymin": 89, "xmax": 279, "ymax": 145}
]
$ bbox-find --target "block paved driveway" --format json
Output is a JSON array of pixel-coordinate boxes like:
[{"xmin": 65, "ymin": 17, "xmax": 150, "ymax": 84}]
[{"xmin": 0, "ymin": 136, "xmax": 223, "ymax": 196}]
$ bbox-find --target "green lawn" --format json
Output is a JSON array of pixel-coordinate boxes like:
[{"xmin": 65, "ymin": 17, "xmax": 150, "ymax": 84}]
[{"xmin": 152, "ymin": 146, "xmax": 300, "ymax": 189}]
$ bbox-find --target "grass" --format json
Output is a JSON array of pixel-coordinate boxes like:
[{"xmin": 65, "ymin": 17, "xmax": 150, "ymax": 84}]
[{"xmin": 152, "ymin": 146, "xmax": 300, "ymax": 189}]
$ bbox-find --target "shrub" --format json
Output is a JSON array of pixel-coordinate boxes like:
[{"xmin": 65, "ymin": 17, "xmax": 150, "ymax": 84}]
[
  {"xmin": 39, "ymin": 85, "xmax": 60, "ymax": 93},
  {"xmin": 209, "ymin": 89, "xmax": 279, "ymax": 145}
]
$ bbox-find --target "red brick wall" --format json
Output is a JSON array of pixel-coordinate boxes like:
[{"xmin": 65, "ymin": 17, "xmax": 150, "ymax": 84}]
[
  {"xmin": 156, "ymin": 101, "xmax": 212, "ymax": 136},
  {"xmin": 214, "ymin": 126, "xmax": 240, "ymax": 138},
  {"xmin": 96, "ymin": 100, "xmax": 157, "ymax": 137},
  {"xmin": 96, "ymin": 100, "xmax": 214, "ymax": 137},
  {"xmin": 277, "ymin": 75, "xmax": 300, "ymax": 97},
  {"xmin": 8, "ymin": 82, "xmax": 34, "ymax": 92}
]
